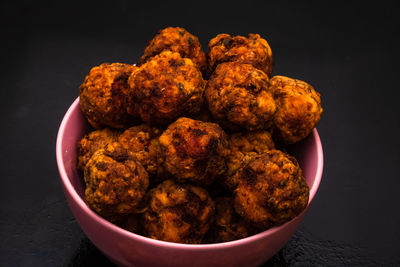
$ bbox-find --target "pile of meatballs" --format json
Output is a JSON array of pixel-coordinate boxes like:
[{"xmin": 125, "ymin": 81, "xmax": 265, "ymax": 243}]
[{"xmin": 77, "ymin": 27, "xmax": 323, "ymax": 244}]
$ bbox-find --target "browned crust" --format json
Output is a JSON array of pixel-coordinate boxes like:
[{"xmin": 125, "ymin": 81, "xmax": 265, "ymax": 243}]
[
  {"xmin": 269, "ymin": 75, "xmax": 323, "ymax": 144},
  {"xmin": 79, "ymin": 63, "xmax": 140, "ymax": 129},
  {"xmin": 84, "ymin": 142, "xmax": 149, "ymax": 218},
  {"xmin": 138, "ymin": 26, "xmax": 206, "ymax": 74},
  {"xmin": 206, "ymin": 33, "xmax": 273, "ymax": 78},
  {"xmin": 159, "ymin": 117, "xmax": 228, "ymax": 185},
  {"xmin": 143, "ymin": 179, "xmax": 215, "ymax": 244},
  {"xmin": 205, "ymin": 62, "xmax": 276, "ymax": 131},
  {"xmin": 129, "ymin": 51, "xmax": 205, "ymax": 125},
  {"xmin": 77, "ymin": 128, "xmax": 120, "ymax": 172},
  {"xmin": 233, "ymin": 149, "xmax": 309, "ymax": 229}
]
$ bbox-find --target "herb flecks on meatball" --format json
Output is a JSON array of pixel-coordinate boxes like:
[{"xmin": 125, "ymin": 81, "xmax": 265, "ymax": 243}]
[
  {"xmin": 269, "ymin": 75, "xmax": 323, "ymax": 144},
  {"xmin": 206, "ymin": 62, "xmax": 276, "ymax": 131},
  {"xmin": 79, "ymin": 63, "xmax": 139, "ymax": 129},
  {"xmin": 234, "ymin": 150, "xmax": 309, "ymax": 229},
  {"xmin": 129, "ymin": 51, "xmax": 205, "ymax": 125},
  {"xmin": 84, "ymin": 142, "xmax": 149, "ymax": 218},
  {"xmin": 206, "ymin": 33, "xmax": 273, "ymax": 78},
  {"xmin": 143, "ymin": 179, "xmax": 215, "ymax": 244},
  {"xmin": 138, "ymin": 26, "xmax": 206, "ymax": 74}
]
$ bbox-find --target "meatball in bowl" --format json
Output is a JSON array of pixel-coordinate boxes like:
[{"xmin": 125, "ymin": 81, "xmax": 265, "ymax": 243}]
[
  {"xmin": 129, "ymin": 51, "xmax": 205, "ymax": 125},
  {"xmin": 138, "ymin": 26, "xmax": 207, "ymax": 75}
]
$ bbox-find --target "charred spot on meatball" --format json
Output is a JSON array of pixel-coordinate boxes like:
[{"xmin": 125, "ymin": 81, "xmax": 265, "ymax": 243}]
[
  {"xmin": 84, "ymin": 142, "xmax": 149, "ymax": 218},
  {"xmin": 142, "ymin": 179, "xmax": 215, "ymax": 244},
  {"xmin": 233, "ymin": 150, "xmax": 309, "ymax": 229},
  {"xmin": 138, "ymin": 27, "xmax": 206, "ymax": 75},
  {"xmin": 159, "ymin": 117, "xmax": 228, "ymax": 185},
  {"xmin": 269, "ymin": 75, "xmax": 323, "ymax": 144},
  {"xmin": 79, "ymin": 63, "xmax": 140, "ymax": 129},
  {"xmin": 206, "ymin": 33, "xmax": 273, "ymax": 78},
  {"xmin": 129, "ymin": 51, "xmax": 205, "ymax": 125},
  {"xmin": 205, "ymin": 62, "xmax": 276, "ymax": 131}
]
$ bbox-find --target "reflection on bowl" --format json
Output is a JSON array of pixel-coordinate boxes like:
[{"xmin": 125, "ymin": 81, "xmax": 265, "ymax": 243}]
[{"xmin": 56, "ymin": 97, "xmax": 323, "ymax": 267}]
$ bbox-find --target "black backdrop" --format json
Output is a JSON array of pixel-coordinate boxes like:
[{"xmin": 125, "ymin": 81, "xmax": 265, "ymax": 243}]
[{"xmin": 1, "ymin": 1, "xmax": 400, "ymax": 266}]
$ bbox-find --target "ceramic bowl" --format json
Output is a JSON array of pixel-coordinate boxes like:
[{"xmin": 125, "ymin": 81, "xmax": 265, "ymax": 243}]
[{"xmin": 56, "ymin": 97, "xmax": 323, "ymax": 267}]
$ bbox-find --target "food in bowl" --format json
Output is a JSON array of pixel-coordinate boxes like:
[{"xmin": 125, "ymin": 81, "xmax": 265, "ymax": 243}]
[
  {"xmin": 71, "ymin": 26, "xmax": 323, "ymax": 247},
  {"xmin": 206, "ymin": 33, "xmax": 273, "ymax": 78},
  {"xmin": 79, "ymin": 63, "xmax": 139, "ymax": 129},
  {"xmin": 83, "ymin": 142, "xmax": 149, "ymax": 219},
  {"xmin": 233, "ymin": 150, "xmax": 309, "ymax": 229},
  {"xmin": 118, "ymin": 124, "xmax": 166, "ymax": 181},
  {"xmin": 222, "ymin": 130, "xmax": 276, "ymax": 190},
  {"xmin": 269, "ymin": 75, "xmax": 323, "ymax": 144},
  {"xmin": 137, "ymin": 26, "xmax": 207, "ymax": 75},
  {"xmin": 77, "ymin": 128, "xmax": 120, "ymax": 172},
  {"xmin": 205, "ymin": 61, "xmax": 276, "ymax": 131},
  {"xmin": 205, "ymin": 197, "xmax": 258, "ymax": 243},
  {"xmin": 159, "ymin": 117, "xmax": 228, "ymax": 186},
  {"xmin": 128, "ymin": 50, "xmax": 205, "ymax": 125},
  {"xmin": 143, "ymin": 179, "xmax": 215, "ymax": 244}
]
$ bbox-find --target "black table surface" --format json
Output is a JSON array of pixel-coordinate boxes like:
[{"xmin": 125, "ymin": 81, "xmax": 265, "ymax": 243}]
[{"xmin": 1, "ymin": 1, "xmax": 399, "ymax": 266}]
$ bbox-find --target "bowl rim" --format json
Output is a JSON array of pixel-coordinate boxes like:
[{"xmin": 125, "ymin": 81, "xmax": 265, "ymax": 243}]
[{"xmin": 56, "ymin": 97, "xmax": 323, "ymax": 250}]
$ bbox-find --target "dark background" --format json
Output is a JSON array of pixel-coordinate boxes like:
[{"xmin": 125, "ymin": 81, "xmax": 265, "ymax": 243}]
[{"xmin": 1, "ymin": 0, "xmax": 399, "ymax": 266}]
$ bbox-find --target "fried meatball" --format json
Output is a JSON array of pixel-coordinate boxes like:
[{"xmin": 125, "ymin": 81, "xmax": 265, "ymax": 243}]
[
  {"xmin": 222, "ymin": 130, "xmax": 275, "ymax": 190},
  {"xmin": 206, "ymin": 33, "xmax": 273, "ymax": 78},
  {"xmin": 138, "ymin": 27, "xmax": 206, "ymax": 74},
  {"xmin": 205, "ymin": 62, "xmax": 276, "ymax": 131},
  {"xmin": 143, "ymin": 179, "xmax": 215, "ymax": 244},
  {"xmin": 233, "ymin": 150, "xmax": 309, "ymax": 229},
  {"xmin": 79, "ymin": 63, "xmax": 139, "ymax": 129},
  {"xmin": 205, "ymin": 197, "xmax": 258, "ymax": 243},
  {"xmin": 77, "ymin": 128, "xmax": 120, "ymax": 172},
  {"xmin": 118, "ymin": 124, "xmax": 166, "ymax": 180},
  {"xmin": 129, "ymin": 51, "xmax": 205, "ymax": 125},
  {"xmin": 84, "ymin": 142, "xmax": 149, "ymax": 218},
  {"xmin": 159, "ymin": 117, "xmax": 228, "ymax": 185},
  {"xmin": 269, "ymin": 75, "xmax": 323, "ymax": 144}
]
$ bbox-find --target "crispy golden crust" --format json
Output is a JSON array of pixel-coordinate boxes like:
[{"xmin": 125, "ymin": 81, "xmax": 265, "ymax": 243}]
[
  {"xmin": 79, "ymin": 63, "xmax": 139, "ymax": 129},
  {"xmin": 222, "ymin": 130, "xmax": 275, "ymax": 190},
  {"xmin": 159, "ymin": 117, "xmax": 228, "ymax": 185},
  {"xmin": 84, "ymin": 142, "xmax": 149, "ymax": 218},
  {"xmin": 205, "ymin": 62, "xmax": 276, "ymax": 131},
  {"xmin": 233, "ymin": 150, "xmax": 309, "ymax": 229},
  {"xmin": 205, "ymin": 197, "xmax": 258, "ymax": 243},
  {"xmin": 129, "ymin": 51, "xmax": 205, "ymax": 125},
  {"xmin": 143, "ymin": 179, "xmax": 215, "ymax": 244},
  {"xmin": 206, "ymin": 33, "xmax": 273, "ymax": 78},
  {"xmin": 77, "ymin": 128, "xmax": 120, "ymax": 172},
  {"xmin": 118, "ymin": 124, "xmax": 166, "ymax": 180},
  {"xmin": 269, "ymin": 76, "xmax": 323, "ymax": 144},
  {"xmin": 138, "ymin": 27, "xmax": 206, "ymax": 74}
]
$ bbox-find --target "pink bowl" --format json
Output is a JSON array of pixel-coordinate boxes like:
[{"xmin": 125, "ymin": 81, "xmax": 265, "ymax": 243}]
[{"xmin": 56, "ymin": 97, "xmax": 323, "ymax": 267}]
